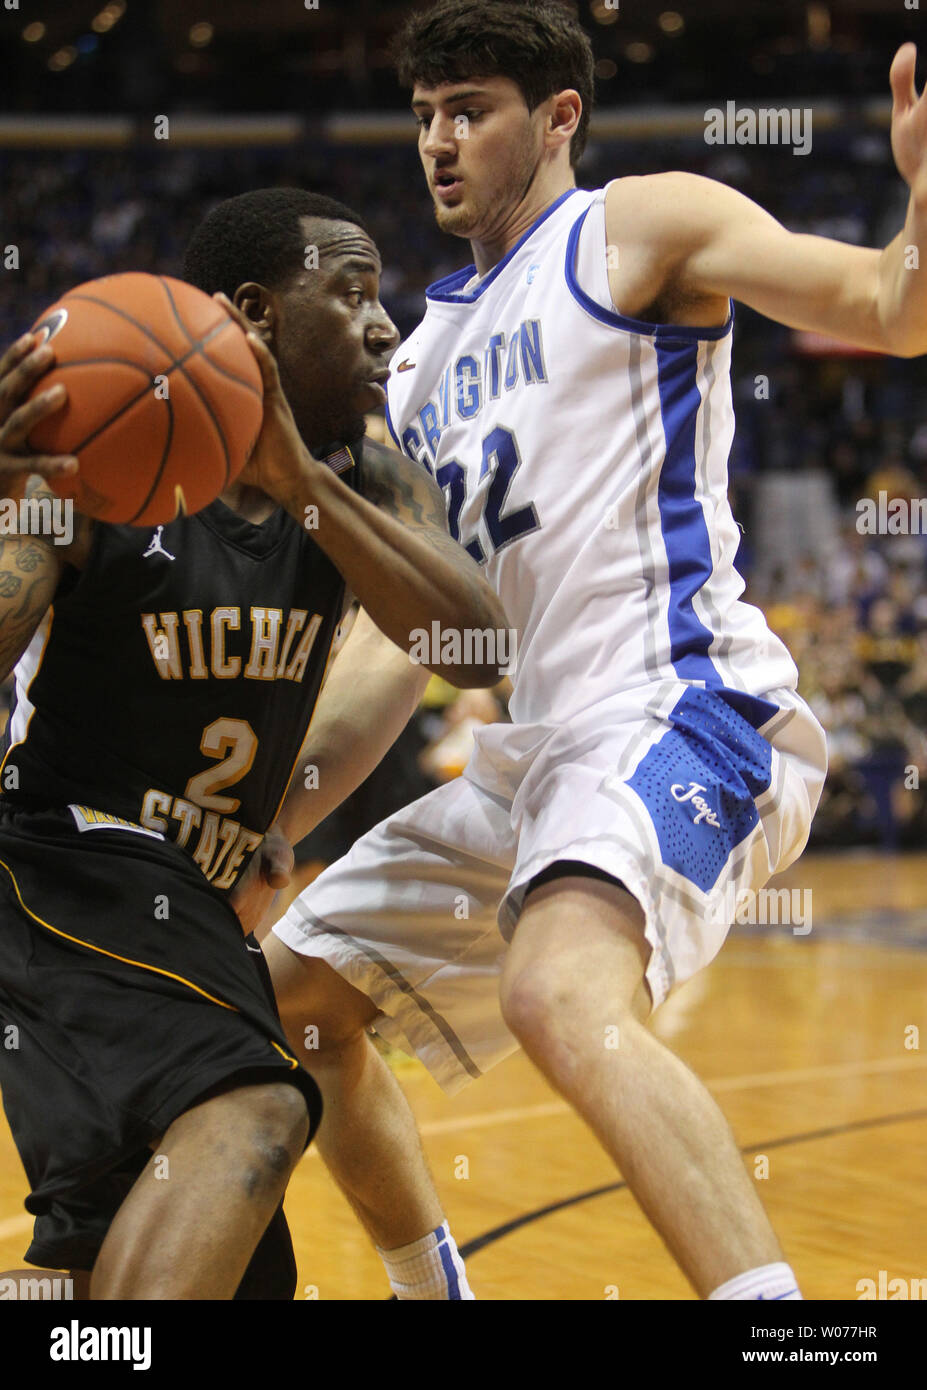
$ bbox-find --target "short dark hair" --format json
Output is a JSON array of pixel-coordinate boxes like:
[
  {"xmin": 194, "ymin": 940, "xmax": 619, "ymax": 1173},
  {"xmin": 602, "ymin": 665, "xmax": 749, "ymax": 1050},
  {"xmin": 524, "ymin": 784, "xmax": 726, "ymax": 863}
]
[
  {"xmin": 182, "ymin": 187, "xmax": 368, "ymax": 299},
  {"xmin": 391, "ymin": 0, "xmax": 594, "ymax": 167}
]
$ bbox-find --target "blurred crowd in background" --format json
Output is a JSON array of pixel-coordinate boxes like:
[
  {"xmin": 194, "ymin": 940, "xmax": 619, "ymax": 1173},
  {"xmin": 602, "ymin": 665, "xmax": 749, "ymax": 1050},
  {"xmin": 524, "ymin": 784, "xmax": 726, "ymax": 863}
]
[{"xmin": 2, "ymin": 121, "xmax": 927, "ymax": 857}]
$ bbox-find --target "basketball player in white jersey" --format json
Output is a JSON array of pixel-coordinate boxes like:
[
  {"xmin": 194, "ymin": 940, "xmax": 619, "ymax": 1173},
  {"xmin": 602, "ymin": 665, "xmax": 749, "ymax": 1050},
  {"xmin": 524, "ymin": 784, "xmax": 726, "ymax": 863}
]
[{"xmin": 254, "ymin": 1, "xmax": 927, "ymax": 1299}]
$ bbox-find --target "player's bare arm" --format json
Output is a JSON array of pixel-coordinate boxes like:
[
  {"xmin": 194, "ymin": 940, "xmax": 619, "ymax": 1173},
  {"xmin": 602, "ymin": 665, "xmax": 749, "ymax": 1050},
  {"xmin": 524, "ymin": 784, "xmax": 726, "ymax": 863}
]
[
  {"xmin": 275, "ymin": 606, "xmax": 428, "ymax": 844},
  {"xmin": 301, "ymin": 437, "xmax": 509, "ymax": 688},
  {"xmin": 217, "ymin": 292, "xmax": 510, "ymax": 687},
  {"xmin": 606, "ymin": 44, "xmax": 927, "ymax": 356},
  {"xmin": 358, "ymin": 431, "xmax": 505, "ymax": 629},
  {"xmin": 0, "ymin": 334, "xmax": 93, "ymax": 681}
]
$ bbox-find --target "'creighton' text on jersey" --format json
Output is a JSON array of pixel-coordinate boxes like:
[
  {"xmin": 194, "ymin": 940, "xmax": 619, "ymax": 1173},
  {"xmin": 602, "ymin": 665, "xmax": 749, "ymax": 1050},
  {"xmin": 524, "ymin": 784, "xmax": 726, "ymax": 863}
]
[
  {"xmin": 386, "ymin": 186, "xmax": 800, "ymax": 733},
  {"xmin": 0, "ymin": 472, "xmax": 357, "ymax": 889},
  {"xmin": 399, "ymin": 319, "xmax": 548, "ymax": 449}
]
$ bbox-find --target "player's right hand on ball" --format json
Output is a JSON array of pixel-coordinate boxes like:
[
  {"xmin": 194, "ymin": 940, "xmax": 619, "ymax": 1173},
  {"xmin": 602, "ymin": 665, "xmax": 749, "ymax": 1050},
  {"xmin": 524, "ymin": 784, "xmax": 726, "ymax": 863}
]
[
  {"xmin": 0, "ymin": 333, "xmax": 78, "ymax": 500},
  {"xmin": 212, "ymin": 294, "xmax": 322, "ymax": 506}
]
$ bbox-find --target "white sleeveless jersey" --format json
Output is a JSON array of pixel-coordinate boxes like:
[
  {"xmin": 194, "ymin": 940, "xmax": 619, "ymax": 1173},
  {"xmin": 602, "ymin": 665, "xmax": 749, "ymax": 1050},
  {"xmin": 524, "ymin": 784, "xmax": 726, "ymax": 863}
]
[
  {"xmin": 385, "ymin": 185, "xmax": 799, "ymax": 734},
  {"xmin": 279, "ymin": 187, "xmax": 828, "ymax": 1049}
]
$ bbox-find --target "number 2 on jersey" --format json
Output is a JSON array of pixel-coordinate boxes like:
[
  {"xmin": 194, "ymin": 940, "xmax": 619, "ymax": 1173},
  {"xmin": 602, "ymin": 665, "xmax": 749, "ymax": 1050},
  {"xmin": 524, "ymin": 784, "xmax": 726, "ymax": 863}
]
[
  {"xmin": 435, "ymin": 425, "xmax": 540, "ymax": 564},
  {"xmin": 184, "ymin": 717, "xmax": 258, "ymax": 814}
]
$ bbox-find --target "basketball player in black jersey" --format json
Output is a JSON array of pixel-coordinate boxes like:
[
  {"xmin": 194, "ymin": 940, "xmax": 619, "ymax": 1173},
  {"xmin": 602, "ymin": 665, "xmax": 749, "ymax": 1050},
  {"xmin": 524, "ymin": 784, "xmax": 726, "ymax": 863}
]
[{"xmin": 0, "ymin": 188, "xmax": 507, "ymax": 1298}]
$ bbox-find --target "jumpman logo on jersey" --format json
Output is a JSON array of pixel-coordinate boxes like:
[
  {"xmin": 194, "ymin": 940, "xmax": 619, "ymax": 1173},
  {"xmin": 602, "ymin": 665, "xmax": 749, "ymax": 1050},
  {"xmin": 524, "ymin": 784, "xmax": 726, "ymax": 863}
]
[{"xmin": 142, "ymin": 526, "xmax": 175, "ymax": 562}]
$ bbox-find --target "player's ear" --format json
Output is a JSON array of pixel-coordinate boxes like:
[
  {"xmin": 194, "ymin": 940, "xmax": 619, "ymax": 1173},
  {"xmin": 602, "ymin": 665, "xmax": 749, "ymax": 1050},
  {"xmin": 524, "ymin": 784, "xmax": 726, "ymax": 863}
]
[
  {"xmin": 232, "ymin": 282, "xmax": 274, "ymax": 339},
  {"xmin": 545, "ymin": 90, "xmax": 580, "ymax": 150}
]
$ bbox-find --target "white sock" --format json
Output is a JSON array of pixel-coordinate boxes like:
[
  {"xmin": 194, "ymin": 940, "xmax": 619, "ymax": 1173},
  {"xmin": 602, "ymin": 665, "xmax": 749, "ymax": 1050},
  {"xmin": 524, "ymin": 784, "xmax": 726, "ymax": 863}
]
[
  {"xmin": 377, "ymin": 1221, "xmax": 474, "ymax": 1300},
  {"xmin": 708, "ymin": 1262, "xmax": 802, "ymax": 1300}
]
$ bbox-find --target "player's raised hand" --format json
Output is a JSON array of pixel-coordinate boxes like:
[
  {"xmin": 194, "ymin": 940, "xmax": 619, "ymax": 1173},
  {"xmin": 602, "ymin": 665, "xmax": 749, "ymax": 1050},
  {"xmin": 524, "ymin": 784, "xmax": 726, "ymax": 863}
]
[
  {"xmin": 0, "ymin": 333, "xmax": 78, "ymax": 498},
  {"xmin": 890, "ymin": 44, "xmax": 927, "ymax": 201},
  {"xmin": 213, "ymin": 292, "xmax": 323, "ymax": 506}
]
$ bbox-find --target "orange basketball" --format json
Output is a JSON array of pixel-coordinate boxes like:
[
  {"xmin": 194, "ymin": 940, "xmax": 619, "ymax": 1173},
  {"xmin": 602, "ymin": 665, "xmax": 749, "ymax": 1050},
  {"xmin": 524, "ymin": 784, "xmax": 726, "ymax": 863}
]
[{"xmin": 26, "ymin": 272, "xmax": 264, "ymax": 527}]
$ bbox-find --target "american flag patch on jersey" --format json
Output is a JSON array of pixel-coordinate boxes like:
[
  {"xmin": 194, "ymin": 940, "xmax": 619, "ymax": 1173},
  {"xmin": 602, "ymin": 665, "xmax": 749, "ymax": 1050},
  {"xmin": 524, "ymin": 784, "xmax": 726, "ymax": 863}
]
[{"xmin": 322, "ymin": 446, "xmax": 354, "ymax": 475}]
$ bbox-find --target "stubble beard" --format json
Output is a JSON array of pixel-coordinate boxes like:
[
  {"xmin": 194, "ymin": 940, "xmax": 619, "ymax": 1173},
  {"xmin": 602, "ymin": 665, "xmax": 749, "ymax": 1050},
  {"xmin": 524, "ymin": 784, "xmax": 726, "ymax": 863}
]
[
  {"xmin": 432, "ymin": 139, "xmax": 541, "ymax": 244},
  {"xmin": 433, "ymin": 193, "xmax": 480, "ymax": 238}
]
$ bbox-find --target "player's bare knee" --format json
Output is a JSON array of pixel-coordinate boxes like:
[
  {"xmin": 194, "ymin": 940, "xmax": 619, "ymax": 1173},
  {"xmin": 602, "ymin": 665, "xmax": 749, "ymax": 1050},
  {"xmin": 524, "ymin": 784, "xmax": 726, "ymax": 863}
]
[
  {"xmin": 251, "ymin": 1080, "xmax": 310, "ymax": 1147},
  {"xmin": 499, "ymin": 963, "xmax": 573, "ymax": 1046},
  {"xmin": 500, "ymin": 962, "xmax": 646, "ymax": 1048},
  {"xmin": 294, "ymin": 980, "xmax": 375, "ymax": 1055},
  {"xmin": 239, "ymin": 1082, "xmax": 309, "ymax": 1193},
  {"xmin": 266, "ymin": 942, "xmax": 375, "ymax": 1052},
  {"xmin": 499, "ymin": 971, "xmax": 593, "ymax": 1092}
]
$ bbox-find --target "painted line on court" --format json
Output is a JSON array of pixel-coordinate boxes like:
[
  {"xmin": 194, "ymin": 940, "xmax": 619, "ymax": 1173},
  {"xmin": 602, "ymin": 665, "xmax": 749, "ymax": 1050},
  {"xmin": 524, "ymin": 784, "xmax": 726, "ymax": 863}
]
[
  {"xmin": 454, "ymin": 1104, "xmax": 927, "ymax": 1263},
  {"xmin": 707, "ymin": 1052, "xmax": 927, "ymax": 1095},
  {"xmin": 302, "ymin": 1052, "xmax": 927, "ymax": 1155},
  {"xmin": 5, "ymin": 1058, "xmax": 915, "ymax": 1247}
]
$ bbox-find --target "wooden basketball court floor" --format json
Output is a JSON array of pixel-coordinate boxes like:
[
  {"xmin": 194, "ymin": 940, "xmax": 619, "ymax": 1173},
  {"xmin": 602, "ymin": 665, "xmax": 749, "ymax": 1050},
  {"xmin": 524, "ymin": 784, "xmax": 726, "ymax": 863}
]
[{"xmin": 1, "ymin": 850, "xmax": 925, "ymax": 1300}]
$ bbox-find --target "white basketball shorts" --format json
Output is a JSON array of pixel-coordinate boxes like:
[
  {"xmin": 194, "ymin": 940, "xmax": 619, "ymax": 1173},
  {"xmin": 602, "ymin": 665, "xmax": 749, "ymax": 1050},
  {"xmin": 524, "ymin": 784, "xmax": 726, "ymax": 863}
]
[{"xmin": 274, "ymin": 680, "xmax": 827, "ymax": 1093}]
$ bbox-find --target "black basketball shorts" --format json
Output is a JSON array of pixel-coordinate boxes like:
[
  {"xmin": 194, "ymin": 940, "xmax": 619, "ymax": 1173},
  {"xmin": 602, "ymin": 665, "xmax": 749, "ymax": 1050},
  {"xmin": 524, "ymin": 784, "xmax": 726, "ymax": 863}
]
[{"xmin": 0, "ymin": 801, "xmax": 321, "ymax": 1280}]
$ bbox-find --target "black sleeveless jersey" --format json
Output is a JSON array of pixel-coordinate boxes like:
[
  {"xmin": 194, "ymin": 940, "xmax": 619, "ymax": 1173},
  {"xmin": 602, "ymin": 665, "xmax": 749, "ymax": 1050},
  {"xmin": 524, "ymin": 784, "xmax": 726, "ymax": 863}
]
[{"xmin": 0, "ymin": 447, "xmax": 362, "ymax": 891}]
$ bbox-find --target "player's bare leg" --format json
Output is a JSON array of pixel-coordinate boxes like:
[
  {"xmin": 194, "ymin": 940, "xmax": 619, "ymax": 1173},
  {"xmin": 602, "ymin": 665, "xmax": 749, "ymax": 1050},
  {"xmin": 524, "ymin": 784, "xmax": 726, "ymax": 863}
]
[
  {"xmin": 263, "ymin": 935, "xmax": 443, "ymax": 1245},
  {"xmin": 262, "ymin": 935, "xmax": 470, "ymax": 1298},
  {"xmin": 499, "ymin": 874, "xmax": 790, "ymax": 1299},
  {"xmin": 89, "ymin": 1081, "xmax": 308, "ymax": 1299}
]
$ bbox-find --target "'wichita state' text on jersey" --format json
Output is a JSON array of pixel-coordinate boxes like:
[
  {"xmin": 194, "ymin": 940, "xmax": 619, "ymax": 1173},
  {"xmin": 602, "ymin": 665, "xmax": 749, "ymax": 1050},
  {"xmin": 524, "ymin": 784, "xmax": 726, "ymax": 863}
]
[{"xmin": 0, "ymin": 453, "xmax": 361, "ymax": 889}]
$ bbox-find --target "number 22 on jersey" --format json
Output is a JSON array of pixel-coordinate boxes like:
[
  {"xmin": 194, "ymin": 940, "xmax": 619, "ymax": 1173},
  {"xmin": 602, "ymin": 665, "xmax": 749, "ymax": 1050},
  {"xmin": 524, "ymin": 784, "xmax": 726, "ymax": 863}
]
[{"xmin": 433, "ymin": 426, "xmax": 540, "ymax": 563}]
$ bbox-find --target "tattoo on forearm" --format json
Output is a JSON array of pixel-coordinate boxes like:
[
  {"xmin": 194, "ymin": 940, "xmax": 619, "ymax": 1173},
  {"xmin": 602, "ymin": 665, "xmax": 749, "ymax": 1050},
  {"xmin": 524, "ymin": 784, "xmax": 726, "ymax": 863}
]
[
  {"xmin": 15, "ymin": 545, "xmax": 42, "ymax": 573},
  {"xmin": 361, "ymin": 442, "xmax": 495, "ymax": 622}
]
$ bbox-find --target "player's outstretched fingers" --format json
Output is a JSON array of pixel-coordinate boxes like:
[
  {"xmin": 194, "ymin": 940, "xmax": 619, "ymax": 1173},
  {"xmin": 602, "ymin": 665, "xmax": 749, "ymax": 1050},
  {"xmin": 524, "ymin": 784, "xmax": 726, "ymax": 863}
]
[
  {"xmin": 890, "ymin": 42, "xmax": 919, "ymax": 110},
  {"xmin": 0, "ymin": 455, "xmax": 78, "ymax": 488},
  {"xmin": 1, "ymin": 381, "xmax": 66, "ymax": 440},
  {"xmin": 0, "ymin": 340, "xmax": 57, "ymax": 421},
  {"xmin": 212, "ymin": 291, "xmax": 252, "ymax": 336},
  {"xmin": 0, "ymin": 333, "xmax": 39, "ymax": 389},
  {"xmin": 0, "ymin": 339, "xmax": 77, "ymax": 483}
]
